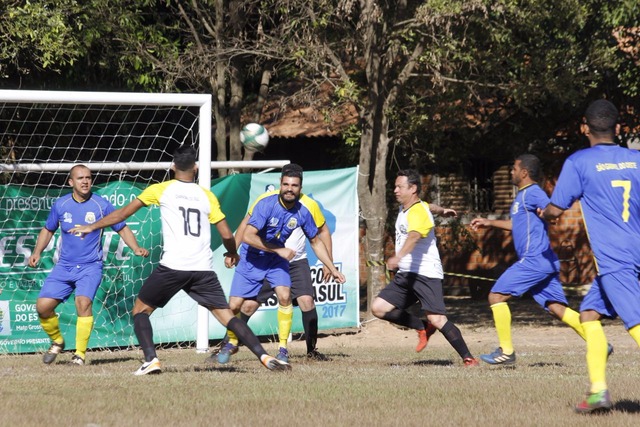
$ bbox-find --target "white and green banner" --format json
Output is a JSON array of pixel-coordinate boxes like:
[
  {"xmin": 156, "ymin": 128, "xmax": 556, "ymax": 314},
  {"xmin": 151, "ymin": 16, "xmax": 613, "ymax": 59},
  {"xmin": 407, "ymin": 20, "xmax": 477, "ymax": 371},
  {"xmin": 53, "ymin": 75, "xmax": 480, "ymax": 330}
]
[{"xmin": 0, "ymin": 167, "xmax": 359, "ymax": 353}]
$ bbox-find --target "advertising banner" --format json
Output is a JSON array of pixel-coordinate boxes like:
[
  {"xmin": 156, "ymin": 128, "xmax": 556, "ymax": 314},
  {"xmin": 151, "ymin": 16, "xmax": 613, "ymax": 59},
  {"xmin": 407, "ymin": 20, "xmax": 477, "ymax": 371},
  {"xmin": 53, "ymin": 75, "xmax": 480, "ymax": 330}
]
[{"xmin": 0, "ymin": 167, "xmax": 359, "ymax": 353}]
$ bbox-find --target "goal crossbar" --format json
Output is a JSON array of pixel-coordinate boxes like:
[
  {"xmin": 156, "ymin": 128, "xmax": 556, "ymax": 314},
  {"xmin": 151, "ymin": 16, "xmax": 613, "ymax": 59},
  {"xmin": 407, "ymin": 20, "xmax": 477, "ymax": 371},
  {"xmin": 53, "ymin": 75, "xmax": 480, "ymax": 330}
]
[{"xmin": 0, "ymin": 161, "xmax": 290, "ymax": 173}]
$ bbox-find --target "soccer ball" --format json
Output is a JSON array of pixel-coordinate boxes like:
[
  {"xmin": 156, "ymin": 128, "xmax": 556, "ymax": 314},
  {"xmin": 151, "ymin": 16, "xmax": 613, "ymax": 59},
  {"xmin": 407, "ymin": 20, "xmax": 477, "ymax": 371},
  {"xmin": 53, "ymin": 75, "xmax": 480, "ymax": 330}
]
[{"xmin": 240, "ymin": 123, "xmax": 270, "ymax": 152}]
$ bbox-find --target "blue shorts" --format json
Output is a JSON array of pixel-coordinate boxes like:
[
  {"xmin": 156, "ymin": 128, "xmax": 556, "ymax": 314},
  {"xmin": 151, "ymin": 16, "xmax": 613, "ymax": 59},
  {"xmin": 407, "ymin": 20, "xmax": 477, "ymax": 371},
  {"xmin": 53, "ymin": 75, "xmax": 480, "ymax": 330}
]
[
  {"xmin": 230, "ymin": 252, "xmax": 291, "ymax": 298},
  {"xmin": 580, "ymin": 269, "xmax": 640, "ymax": 329},
  {"xmin": 38, "ymin": 262, "xmax": 103, "ymax": 302},
  {"xmin": 492, "ymin": 254, "xmax": 568, "ymax": 311}
]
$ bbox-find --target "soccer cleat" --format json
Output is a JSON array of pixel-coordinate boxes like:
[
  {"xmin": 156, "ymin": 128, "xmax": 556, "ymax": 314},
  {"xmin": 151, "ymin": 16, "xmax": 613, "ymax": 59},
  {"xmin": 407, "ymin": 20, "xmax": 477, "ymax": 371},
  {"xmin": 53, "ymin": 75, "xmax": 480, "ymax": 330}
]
[
  {"xmin": 216, "ymin": 342, "xmax": 238, "ymax": 365},
  {"xmin": 70, "ymin": 354, "xmax": 85, "ymax": 366},
  {"xmin": 134, "ymin": 357, "xmax": 161, "ymax": 376},
  {"xmin": 276, "ymin": 347, "xmax": 289, "ymax": 363},
  {"xmin": 42, "ymin": 341, "xmax": 65, "ymax": 365},
  {"xmin": 480, "ymin": 347, "xmax": 516, "ymax": 365},
  {"xmin": 306, "ymin": 349, "xmax": 329, "ymax": 361},
  {"xmin": 575, "ymin": 389, "xmax": 613, "ymax": 414},
  {"xmin": 463, "ymin": 357, "xmax": 480, "ymax": 367},
  {"xmin": 261, "ymin": 355, "xmax": 292, "ymax": 371},
  {"xmin": 416, "ymin": 323, "xmax": 438, "ymax": 352}
]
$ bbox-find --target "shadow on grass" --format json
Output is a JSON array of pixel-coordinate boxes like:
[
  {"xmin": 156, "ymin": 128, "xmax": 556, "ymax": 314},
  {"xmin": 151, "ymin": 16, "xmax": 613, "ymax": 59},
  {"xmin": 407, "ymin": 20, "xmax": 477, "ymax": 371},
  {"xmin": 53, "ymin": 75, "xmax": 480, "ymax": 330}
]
[
  {"xmin": 165, "ymin": 364, "xmax": 244, "ymax": 374},
  {"xmin": 87, "ymin": 356, "xmax": 137, "ymax": 365},
  {"xmin": 411, "ymin": 359, "xmax": 453, "ymax": 367},
  {"xmin": 613, "ymin": 399, "xmax": 640, "ymax": 414}
]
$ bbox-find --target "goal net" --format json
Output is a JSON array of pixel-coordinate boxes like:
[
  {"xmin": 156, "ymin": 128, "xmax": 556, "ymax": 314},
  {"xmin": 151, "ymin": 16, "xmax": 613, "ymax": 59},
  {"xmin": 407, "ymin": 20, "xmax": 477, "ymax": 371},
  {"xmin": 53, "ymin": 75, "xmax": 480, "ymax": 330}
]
[{"xmin": 0, "ymin": 90, "xmax": 286, "ymax": 354}]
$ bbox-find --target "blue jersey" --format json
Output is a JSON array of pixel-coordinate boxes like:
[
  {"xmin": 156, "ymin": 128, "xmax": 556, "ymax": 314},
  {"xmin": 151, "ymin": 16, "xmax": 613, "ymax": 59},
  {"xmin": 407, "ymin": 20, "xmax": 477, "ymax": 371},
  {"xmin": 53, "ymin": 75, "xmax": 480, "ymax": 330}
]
[
  {"xmin": 550, "ymin": 144, "xmax": 640, "ymax": 274},
  {"xmin": 511, "ymin": 184, "xmax": 556, "ymax": 260},
  {"xmin": 44, "ymin": 192, "xmax": 126, "ymax": 266},
  {"xmin": 241, "ymin": 193, "xmax": 319, "ymax": 259}
]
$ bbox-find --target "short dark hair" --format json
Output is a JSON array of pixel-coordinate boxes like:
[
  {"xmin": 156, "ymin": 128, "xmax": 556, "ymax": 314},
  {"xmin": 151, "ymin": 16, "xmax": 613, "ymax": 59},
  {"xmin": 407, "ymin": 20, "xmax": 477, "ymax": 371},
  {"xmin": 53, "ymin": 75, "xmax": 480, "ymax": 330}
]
[
  {"xmin": 397, "ymin": 169, "xmax": 421, "ymax": 194},
  {"xmin": 585, "ymin": 99, "xmax": 618, "ymax": 134},
  {"xmin": 515, "ymin": 154, "xmax": 542, "ymax": 182},
  {"xmin": 173, "ymin": 145, "xmax": 197, "ymax": 171},
  {"xmin": 281, "ymin": 163, "xmax": 303, "ymax": 182}
]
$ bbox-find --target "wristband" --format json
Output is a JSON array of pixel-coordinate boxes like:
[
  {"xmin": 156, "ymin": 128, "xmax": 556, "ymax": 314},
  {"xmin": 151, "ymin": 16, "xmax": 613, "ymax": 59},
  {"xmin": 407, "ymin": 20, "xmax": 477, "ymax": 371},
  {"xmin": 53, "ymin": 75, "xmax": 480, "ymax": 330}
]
[{"xmin": 224, "ymin": 252, "xmax": 238, "ymax": 257}]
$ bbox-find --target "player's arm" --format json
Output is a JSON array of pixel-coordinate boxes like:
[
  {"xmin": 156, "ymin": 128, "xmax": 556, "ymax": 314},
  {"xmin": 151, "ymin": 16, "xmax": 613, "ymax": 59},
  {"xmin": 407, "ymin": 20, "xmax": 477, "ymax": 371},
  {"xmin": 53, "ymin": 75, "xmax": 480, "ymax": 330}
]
[
  {"xmin": 215, "ymin": 218, "xmax": 240, "ymax": 267},
  {"xmin": 309, "ymin": 236, "xmax": 345, "ymax": 283},
  {"xmin": 541, "ymin": 203, "xmax": 565, "ymax": 221},
  {"xmin": 28, "ymin": 228, "xmax": 55, "ymax": 268},
  {"xmin": 116, "ymin": 225, "xmax": 149, "ymax": 257},
  {"xmin": 317, "ymin": 223, "xmax": 335, "ymax": 283},
  {"xmin": 234, "ymin": 214, "xmax": 250, "ymax": 250},
  {"xmin": 470, "ymin": 217, "xmax": 512, "ymax": 231},
  {"xmin": 386, "ymin": 231, "xmax": 422, "ymax": 271},
  {"xmin": 243, "ymin": 224, "xmax": 295, "ymax": 261},
  {"xmin": 69, "ymin": 199, "xmax": 145, "ymax": 235},
  {"xmin": 429, "ymin": 203, "xmax": 457, "ymax": 218}
]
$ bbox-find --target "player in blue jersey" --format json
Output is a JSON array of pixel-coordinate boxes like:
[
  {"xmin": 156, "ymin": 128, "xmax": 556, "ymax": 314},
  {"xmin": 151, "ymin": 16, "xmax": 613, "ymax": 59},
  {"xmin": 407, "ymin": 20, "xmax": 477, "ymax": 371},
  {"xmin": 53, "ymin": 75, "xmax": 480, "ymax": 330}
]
[
  {"xmin": 212, "ymin": 164, "xmax": 337, "ymax": 363},
  {"xmin": 372, "ymin": 169, "xmax": 478, "ymax": 367},
  {"xmin": 471, "ymin": 154, "xmax": 589, "ymax": 365},
  {"xmin": 219, "ymin": 164, "xmax": 345, "ymax": 364},
  {"xmin": 71, "ymin": 146, "xmax": 291, "ymax": 374},
  {"xmin": 29, "ymin": 165, "xmax": 149, "ymax": 366},
  {"xmin": 543, "ymin": 99, "xmax": 640, "ymax": 413}
]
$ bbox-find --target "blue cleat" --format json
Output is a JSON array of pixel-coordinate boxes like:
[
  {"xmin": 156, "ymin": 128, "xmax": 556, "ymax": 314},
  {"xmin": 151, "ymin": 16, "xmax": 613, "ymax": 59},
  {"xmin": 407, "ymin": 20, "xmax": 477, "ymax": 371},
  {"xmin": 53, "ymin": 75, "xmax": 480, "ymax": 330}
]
[
  {"xmin": 276, "ymin": 347, "xmax": 289, "ymax": 363},
  {"xmin": 479, "ymin": 347, "xmax": 516, "ymax": 365},
  {"xmin": 217, "ymin": 342, "xmax": 238, "ymax": 365}
]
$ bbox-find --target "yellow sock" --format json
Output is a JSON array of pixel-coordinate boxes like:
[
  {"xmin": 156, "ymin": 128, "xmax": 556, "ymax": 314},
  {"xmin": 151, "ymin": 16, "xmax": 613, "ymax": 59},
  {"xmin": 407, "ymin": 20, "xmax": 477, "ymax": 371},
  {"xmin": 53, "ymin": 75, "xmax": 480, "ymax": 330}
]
[
  {"xmin": 583, "ymin": 320, "xmax": 608, "ymax": 393},
  {"xmin": 628, "ymin": 324, "xmax": 640, "ymax": 346},
  {"xmin": 40, "ymin": 315, "xmax": 63, "ymax": 344},
  {"xmin": 277, "ymin": 304, "xmax": 293, "ymax": 348},
  {"xmin": 227, "ymin": 329, "xmax": 239, "ymax": 347},
  {"xmin": 561, "ymin": 307, "xmax": 586, "ymax": 340},
  {"xmin": 491, "ymin": 302, "xmax": 513, "ymax": 355},
  {"xmin": 75, "ymin": 316, "xmax": 94, "ymax": 358}
]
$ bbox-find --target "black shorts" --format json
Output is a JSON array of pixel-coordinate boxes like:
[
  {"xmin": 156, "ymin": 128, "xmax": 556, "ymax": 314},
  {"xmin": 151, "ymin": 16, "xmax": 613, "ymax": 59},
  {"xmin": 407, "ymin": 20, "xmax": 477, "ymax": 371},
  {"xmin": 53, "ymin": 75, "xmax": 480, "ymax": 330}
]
[
  {"xmin": 377, "ymin": 272, "xmax": 447, "ymax": 314},
  {"xmin": 138, "ymin": 264, "xmax": 230, "ymax": 310},
  {"xmin": 255, "ymin": 258, "xmax": 314, "ymax": 304}
]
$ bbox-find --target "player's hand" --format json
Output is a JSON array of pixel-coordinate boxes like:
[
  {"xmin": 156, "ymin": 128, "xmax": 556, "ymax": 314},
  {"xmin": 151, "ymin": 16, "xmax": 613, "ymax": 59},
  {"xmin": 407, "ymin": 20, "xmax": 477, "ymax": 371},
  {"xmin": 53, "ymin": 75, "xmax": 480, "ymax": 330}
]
[
  {"xmin": 274, "ymin": 247, "xmax": 295, "ymax": 261},
  {"xmin": 28, "ymin": 254, "xmax": 40, "ymax": 268},
  {"xmin": 322, "ymin": 264, "xmax": 332, "ymax": 283},
  {"xmin": 328, "ymin": 269, "xmax": 346, "ymax": 284},
  {"xmin": 134, "ymin": 247, "xmax": 150, "ymax": 257},
  {"xmin": 386, "ymin": 256, "xmax": 400, "ymax": 271},
  {"xmin": 224, "ymin": 253, "xmax": 240, "ymax": 268},
  {"xmin": 441, "ymin": 208, "xmax": 457, "ymax": 218},
  {"xmin": 469, "ymin": 218, "xmax": 490, "ymax": 231},
  {"xmin": 68, "ymin": 224, "xmax": 93, "ymax": 237}
]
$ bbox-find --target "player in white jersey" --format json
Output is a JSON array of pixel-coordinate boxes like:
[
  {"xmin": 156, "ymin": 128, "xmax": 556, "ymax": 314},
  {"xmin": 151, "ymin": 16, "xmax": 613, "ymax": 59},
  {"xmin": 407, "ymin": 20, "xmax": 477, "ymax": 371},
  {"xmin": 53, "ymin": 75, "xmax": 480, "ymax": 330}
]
[
  {"xmin": 70, "ymin": 146, "xmax": 290, "ymax": 374},
  {"xmin": 371, "ymin": 169, "xmax": 478, "ymax": 366}
]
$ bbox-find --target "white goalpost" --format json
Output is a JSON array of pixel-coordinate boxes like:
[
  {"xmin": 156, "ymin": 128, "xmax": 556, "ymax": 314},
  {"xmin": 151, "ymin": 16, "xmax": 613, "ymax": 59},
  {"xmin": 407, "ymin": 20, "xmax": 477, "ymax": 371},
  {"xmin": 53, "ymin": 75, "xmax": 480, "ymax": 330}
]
[{"xmin": 0, "ymin": 89, "xmax": 287, "ymax": 354}]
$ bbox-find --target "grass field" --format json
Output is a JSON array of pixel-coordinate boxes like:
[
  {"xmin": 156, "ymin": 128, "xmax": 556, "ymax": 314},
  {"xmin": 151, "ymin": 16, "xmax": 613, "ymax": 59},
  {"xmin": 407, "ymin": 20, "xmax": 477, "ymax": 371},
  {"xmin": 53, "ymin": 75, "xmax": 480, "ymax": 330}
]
[{"xmin": 1, "ymin": 297, "xmax": 639, "ymax": 427}]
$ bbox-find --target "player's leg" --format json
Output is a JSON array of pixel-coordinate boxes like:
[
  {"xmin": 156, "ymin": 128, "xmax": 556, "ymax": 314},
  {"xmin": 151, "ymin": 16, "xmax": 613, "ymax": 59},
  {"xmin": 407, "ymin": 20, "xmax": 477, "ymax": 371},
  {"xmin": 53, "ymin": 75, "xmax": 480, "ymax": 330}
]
[
  {"xmin": 194, "ymin": 271, "xmax": 289, "ymax": 371},
  {"xmin": 36, "ymin": 266, "xmax": 73, "ymax": 364},
  {"xmin": 131, "ymin": 265, "xmax": 182, "ymax": 375},
  {"xmin": 289, "ymin": 259, "xmax": 325, "ymax": 358},
  {"xmin": 72, "ymin": 262, "xmax": 103, "ymax": 365},
  {"xmin": 274, "ymin": 284, "xmax": 293, "ymax": 362},
  {"xmin": 575, "ymin": 276, "xmax": 612, "ymax": 412},
  {"xmin": 265, "ymin": 259, "xmax": 293, "ymax": 362},
  {"xmin": 412, "ymin": 275, "xmax": 477, "ymax": 366},
  {"xmin": 372, "ymin": 272, "xmax": 424, "ymax": 329}
]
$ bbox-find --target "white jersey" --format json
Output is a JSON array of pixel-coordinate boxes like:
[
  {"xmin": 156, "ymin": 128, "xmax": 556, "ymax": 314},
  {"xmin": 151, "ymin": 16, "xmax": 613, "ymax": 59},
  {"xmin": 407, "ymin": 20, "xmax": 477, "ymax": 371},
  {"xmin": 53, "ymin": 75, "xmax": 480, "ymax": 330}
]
[
  {"xmin": 396, "ymin": 200, "xmax": 443, "ymax": 278},
  {"xmin": 249, "ymin": 191, "xmax": 326, "ymax": 262},
  {"xmin": 138, "ymin": 179, "xmax": 226, "ymax": 271}
]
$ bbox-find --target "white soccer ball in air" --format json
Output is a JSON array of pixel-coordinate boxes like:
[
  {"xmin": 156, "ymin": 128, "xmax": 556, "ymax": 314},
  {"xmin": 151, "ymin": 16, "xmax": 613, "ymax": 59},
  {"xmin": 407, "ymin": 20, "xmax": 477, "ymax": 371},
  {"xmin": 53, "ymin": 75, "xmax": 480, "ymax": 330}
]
[{"xmin": 240, "ymin": 123, "xmax": 270, "ymax": 152}]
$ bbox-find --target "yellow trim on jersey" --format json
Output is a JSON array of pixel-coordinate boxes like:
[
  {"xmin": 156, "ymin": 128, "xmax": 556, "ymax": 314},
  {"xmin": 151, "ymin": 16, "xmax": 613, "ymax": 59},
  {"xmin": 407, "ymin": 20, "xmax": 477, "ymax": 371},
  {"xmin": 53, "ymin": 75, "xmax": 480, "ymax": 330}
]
[
  {"xmin": 138, "ymin": 179, "xmax": 225, "ymax": 224},
  {"xmin": 406, "ymin": 201, "xmax": 433, "ymax": 237},
  {"xmin": 248, "ymin": 191, "xmax": 326, "ymax": 227}
]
